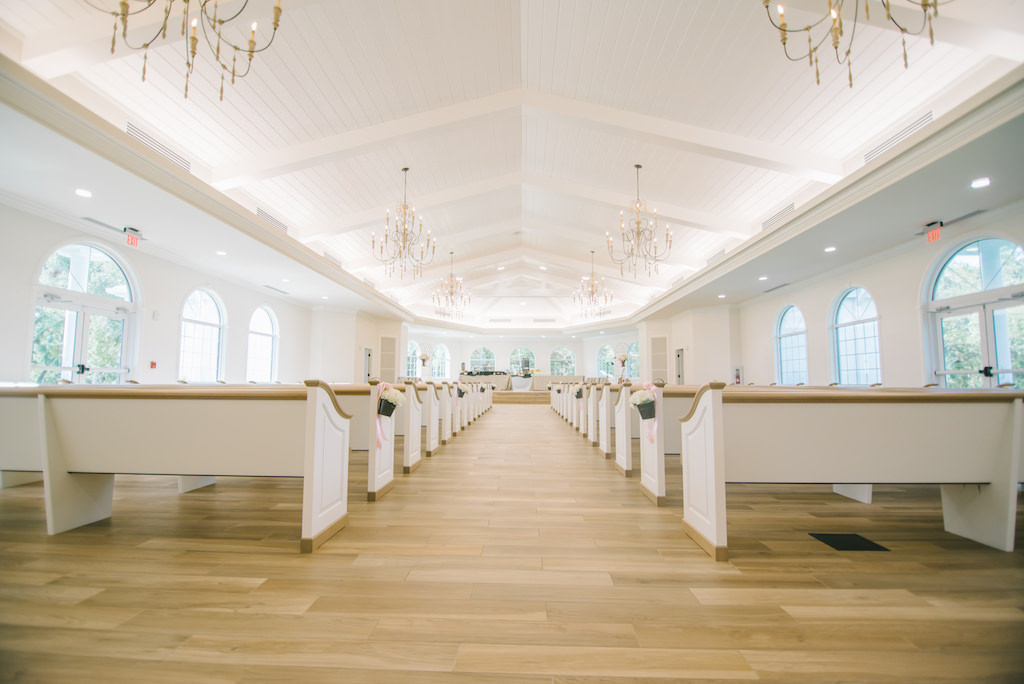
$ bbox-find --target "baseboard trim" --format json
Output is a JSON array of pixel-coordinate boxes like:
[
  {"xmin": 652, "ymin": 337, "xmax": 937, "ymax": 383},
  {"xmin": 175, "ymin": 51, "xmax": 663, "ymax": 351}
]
[{"xmin": 300, "ymin": 513, "xmax": 349, "ymax": 553}]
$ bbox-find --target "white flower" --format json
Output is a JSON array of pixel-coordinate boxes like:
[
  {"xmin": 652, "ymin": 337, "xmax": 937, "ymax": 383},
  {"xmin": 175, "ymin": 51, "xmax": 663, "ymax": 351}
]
[
  {"xmin": 616, "ymin": 353, "xmax": 628, "ymax": 362},
  {"xmin": 629, "ymin": 388, "xmax": 655, "ymax": 405},
  {"xmin": 380, "ymin": 386, "xmax": 405, "ymax": 405}
]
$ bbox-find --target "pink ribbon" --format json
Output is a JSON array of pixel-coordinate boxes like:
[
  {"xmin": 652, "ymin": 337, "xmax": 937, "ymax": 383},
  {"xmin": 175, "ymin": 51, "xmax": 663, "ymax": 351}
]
[
  {"xmin": 643, "ymin": 381, "xmax": 658, "ymax": 444},
  {"xmin": 375, "ymin": 382, "xmax": 392, "ymax": 450}
]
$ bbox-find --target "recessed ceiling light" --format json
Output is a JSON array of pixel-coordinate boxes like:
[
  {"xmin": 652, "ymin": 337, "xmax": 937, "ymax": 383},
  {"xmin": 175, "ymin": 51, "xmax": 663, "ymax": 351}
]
[
  {"xmin": 539, "ymin": 266, "xmax": 547, "ymax": 270},
  {"xmin": 717, "ymin": 294, "xmax": 726, "ymax": 299},
  {"xmin": 600, "ymin": 331, "xmax": 605, "ymax": 335},
  {"xmin": 497, "ymin": 266, "xmax": 505, "ymax": 271},
  {"xmin": 75, "ymin": 188, "xmax": 92, "ymax": 198},
  {"xmin": 320, "ymin": 295, "xmax": 328, "ymax": 300},
  {"xmin": 281, "ymin": 278, "xmax": 290, "ymax": 283},
  {"xmin": 520, "ymin": 302, "xmax": 526, "ymax": 306},
  {"xmin": 970, "ymin": 176, "xmax": 991, "ymax": 189},
  {"xmin": 216, "ymin": 250, "xmax": 228, "ymax": 256},
  {"xmin": 758, "ymin": 275, "xmax": 768, "ymax": 281},
  {"xmin": 824, "ymin": 246, "xmax": 837, "ymax": 253}
]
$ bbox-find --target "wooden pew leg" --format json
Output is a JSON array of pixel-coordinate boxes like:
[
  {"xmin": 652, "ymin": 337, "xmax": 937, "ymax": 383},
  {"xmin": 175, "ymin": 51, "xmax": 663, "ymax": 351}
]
[
  {"xmin": 940, "ymin": 481, "xmax": 1016, "ymax": 551},
  {"xmin": 178, "ymin": 475, "xmax": 216, "ymax": 493},
  {"xmin": 39, "ymin": 396, "xmax": 114, "ymax": 535},
  {"xmin": 0, "ymin": 471, "xmax": 43, "ymax": 488},
  {"xmin": 833, "ymin": 483, "xmax": 873, "ymax": 503}
]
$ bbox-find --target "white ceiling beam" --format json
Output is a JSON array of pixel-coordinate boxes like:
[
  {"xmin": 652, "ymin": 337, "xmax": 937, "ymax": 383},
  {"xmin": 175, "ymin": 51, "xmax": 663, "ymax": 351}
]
[
  {"xmin": 520, "ymin": 91, "xmax": 844, "ymax": 185},
  {"xmin": 212, "ymin": 92, "xmax": 523, "ymax": 189}
]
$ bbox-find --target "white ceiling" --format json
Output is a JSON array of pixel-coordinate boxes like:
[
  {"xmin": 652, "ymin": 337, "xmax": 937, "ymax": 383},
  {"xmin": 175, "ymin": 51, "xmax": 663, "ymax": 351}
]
[{"xmin": 1, "ymin": 0, "xmax": 1023, "ymax": 332}]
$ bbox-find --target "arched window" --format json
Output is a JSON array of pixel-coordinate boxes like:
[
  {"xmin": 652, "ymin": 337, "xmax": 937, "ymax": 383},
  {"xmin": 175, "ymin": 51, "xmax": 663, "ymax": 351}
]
[
  {"xmin": 776, "ymin": 305, "xmax": 808, "ymax": 385},
  {"xmin": 246, "ymin": 306, "xmax": 278, "ymax": 383},
  {"xmin": 627, "ymin": 341, "xmax": 640, "ymax": 378},
  {"xmin": 432, "ymin": 344, "xmax": 450, "ymax": 379},
  {"xmin": 510, "ymin": 347, "xmax": 535, "ymax": 375},
  {"xmin": 596, "ymin": 345, "xmax": 615, "ymax": 378},
  {"xmin": 179, "ymin": 289, "xmax": 223, "ymax": 383},
  {"xmin": 833, "ymin": 287, "xmax": 880, "ymax": 386},
  {"xmin": 407, "ymin": 341, "xmax": 421, "ymax": 379},
  {"xmin": 550, "ymin": 347, "xmax": 576, "ymax": 376},
  {"xmin": 930, "ymin": 238, "xmax": 1024, "ymax": 388},
  {"xmin": 32, "ymin": 243, "xmax": 135, "ymax": 384},
  {"xmin": 470, "ymin": 347, "xmax": 494, "ymax": 372}
]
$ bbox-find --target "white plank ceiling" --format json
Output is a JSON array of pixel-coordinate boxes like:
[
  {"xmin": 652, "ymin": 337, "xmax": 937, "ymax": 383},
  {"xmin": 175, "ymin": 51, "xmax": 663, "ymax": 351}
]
[{"xmin": 2, "ymin": 0, "xmax": 1023, "ymax": 330}]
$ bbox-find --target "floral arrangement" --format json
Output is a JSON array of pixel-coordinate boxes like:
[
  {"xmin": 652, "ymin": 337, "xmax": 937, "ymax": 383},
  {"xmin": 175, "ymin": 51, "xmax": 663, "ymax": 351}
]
[
  {"xmin": 574, "ymin": 384, "xmax": 583, "ymax": 398},
  {"xmin": 457, "ymin": 382, "xmax": 470, "ymax": 397},
  {"xmin": 419, "ymin": 352, "xmax": 430, "ymax": 366},
  {"xmin": 616, "ymin": 353, "xmax": 628, "ymax": 363},
  {"xmin": 377, "ymin": 381, "xmax": 405, "ymax": 417},
  {"xmin": 629, "ymin": 388, "xmax": 655, "ymax": 406}
]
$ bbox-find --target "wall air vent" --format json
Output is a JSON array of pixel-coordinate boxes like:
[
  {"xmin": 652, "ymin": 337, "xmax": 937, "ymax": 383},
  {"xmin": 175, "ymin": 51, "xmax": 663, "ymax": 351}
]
[
  {"xmin": 489, "ymin": 318, "xmax": 512, "ymax": 324},
  {"xmin": 944, "ymin": 209, "xmax": 986, "ymax": 227},
  {"xmin": 126, "ymin": 122, "xmax": 191, "ymax": 172},
  {"xmin": 263, "ymin": 285, "xmax": 289, "ymax": 295},
  {"xmin": 80, "ymin": 216, "xmax": 121, "ymax": 233},
  {"xmin": 322, "ymin": 251, "xmax": 344, "ymax": 268},
  {"xmin": 762, "ymin": 203, "xmax": 794, "ymax": 231},
  {"xmin": 864, "ymin": 111, "xmax": 932, "ymax": 164},
  {"xmin": 763, "ymin": 282, "xmax": 790, "ymax": 293},
  {"xmin": 256, "ymin": 207, "xmax": 288, "ymax": 233},
  {"xmin": 532, "ymin": 318, "xmax": 557, "ymax": 323}
]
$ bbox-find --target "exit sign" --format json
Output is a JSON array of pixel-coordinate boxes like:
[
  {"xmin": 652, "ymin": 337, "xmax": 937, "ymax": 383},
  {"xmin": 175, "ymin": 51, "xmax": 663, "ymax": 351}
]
[{"xmin": 927, "ymin": 226, "xmax": 941, "ymax": 243}]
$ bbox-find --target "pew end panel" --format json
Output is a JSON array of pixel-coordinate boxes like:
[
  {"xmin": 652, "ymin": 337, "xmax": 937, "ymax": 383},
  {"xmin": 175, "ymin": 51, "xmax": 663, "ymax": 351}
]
[{"xmin": 301, "ymin": 380, "xmax": 352, "ymax": 552}]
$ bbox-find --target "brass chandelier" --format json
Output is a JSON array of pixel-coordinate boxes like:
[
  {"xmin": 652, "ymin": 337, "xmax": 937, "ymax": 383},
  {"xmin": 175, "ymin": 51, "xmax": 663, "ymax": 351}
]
[
  {"xmin": 574, "ymin": 250, "xmax": 613, "ymax": 320},
  {"xmin": 84, "ymin": 0, "xmax": 283, "ymax": 100},
  {"xmin": 607, "ymin": 165, "xmax": 672, "ymax": 278},
  {"xmin": 763, "ymin": 1, "xmax": 954, "ymax": 88},
  {"xmin": 372, "ymin": 167, "xmax": 437, "ymax": 279},
  {"xmin": 433, "ymin": 252, "xmax": 469, "ymax": 320}
]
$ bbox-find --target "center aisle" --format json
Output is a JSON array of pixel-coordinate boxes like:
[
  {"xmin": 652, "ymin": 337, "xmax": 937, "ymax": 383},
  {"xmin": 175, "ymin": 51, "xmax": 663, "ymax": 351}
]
[{"xmin": 328, "ymin": 403, "xmax": 740, "ymax": 680}]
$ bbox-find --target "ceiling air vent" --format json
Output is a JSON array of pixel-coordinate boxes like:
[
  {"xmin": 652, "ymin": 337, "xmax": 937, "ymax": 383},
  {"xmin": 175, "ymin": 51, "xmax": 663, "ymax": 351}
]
[
  {"xmin": 864, "ymin": 112, "xmax": 932, "ymax": 164},
  {"xmin": 126, "ymin": 122, "xmax": 191, "ymax": 172},
  {"xmin": 263, "ymin": 285, "xmax": 289, "ymax": 295},
  {"xmin": 322, "ymin": 251, "xmax": 344, "ymax": 268},
  {"xmin": 762, "ymin": 203, "xmax": 794, "ymax": 231},
  {"xmin": 763, "ymin": 282, "xmax": 790, "ymax": 293},
  {"xmin": 489, "ymin": 318, "xmax": 512, "ymax": 324},
  {"xmin": 532, "ymin": 318, "xmax": 557, "ymax": 323},
  {"xmin": 80, "ymin": 216, "xmax": 120, "ymax": 233},
  {"xmin": 256, "ymin": 207, "xmax": 288, "ymax": 233}
]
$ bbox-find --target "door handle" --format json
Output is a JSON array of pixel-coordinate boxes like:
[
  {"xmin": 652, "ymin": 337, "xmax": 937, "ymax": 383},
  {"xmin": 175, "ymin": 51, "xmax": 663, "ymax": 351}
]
[
  {"xmin": 978, "ymin": 366, "xmax": 994, "ymax": 377},
  {"xmin": 75, "ymin": 364, "xmax": 90, "ymax": 375}
]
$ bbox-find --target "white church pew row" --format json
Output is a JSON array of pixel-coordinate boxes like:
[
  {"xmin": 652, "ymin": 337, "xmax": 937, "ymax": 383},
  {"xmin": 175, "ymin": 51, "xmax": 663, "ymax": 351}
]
[
  {"xmin": 679, "ymin": 382, "xmax": 1024, "ymax": 561},
  {"xmin": 398, "ymin": 382, "xmax": 422, "ymax": 473},
  {"xmin": 33, "ymin": 380, "xmax": 352, "ymax": 552},
  {"xmin": 586, "ymin": 381, "xmax": 600, "ymax": 447},
  {"xmin": 329, "ymin": 380, "xmax": 397, "ymax": 502},
  {"xmin": 418, "ymin": 383, "xmax": 440, "ymax": 457},
  {"xmin": 613, "ymin": 381, "xmax": 634, "ymax": 477},
  {"xmin": 598, "ymin": 384, "xmax": 619, "ymax": 458},
  {"xmin": 0, "ymin": 390, "xmax": 44, "ymax": 487},
  {"xmin": 440, "ymin": 382, "xmax": 453, "ymax": 445}
]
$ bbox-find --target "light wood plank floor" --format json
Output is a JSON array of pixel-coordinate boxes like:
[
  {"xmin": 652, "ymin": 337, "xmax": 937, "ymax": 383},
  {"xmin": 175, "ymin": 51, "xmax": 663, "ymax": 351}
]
[{"xmin": 1, "ymin": 404, "xmax": 1023, "ymax": 682}]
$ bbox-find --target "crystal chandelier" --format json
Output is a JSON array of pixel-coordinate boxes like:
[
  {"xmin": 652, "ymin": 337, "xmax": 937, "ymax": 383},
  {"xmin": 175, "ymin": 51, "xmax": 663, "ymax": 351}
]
[
  {"xmin": 372, "ymin": 167, "xmax": 437, "ymax": 279},
  {"xmin": 433, "ymin": 252, "xmax": 469, "ymax": 320},
  {"xmin": 84, "ymin": 0, "xmax": 283, "ymax": 100},
  {"xmin": 607, "ymin": 164, "xmax": 672, "ymax": 278},
  {"xmin": 763, "ymin": 1, "xmax": 953, "ymax": 88},
  {"xmin": 574, "ymin": 250, "xmax": 613, "ymax": 319}
]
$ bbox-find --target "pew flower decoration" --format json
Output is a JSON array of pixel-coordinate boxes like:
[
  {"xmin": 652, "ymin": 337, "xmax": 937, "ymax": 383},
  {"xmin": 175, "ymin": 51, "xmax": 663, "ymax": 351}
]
[
  {"xmin": 457, "ymin": 382, "xmax": 470, "ymax": 398},
  {"xmin": 574, "ymin": 384, "xmax": 583, "ymax": 399},
  {"xmin": 630, "ymin": 386, "xmax": 656, "ymax": 420},
  {"xmin": 616, "ymin": 353, "xmax": 628, "ymax": 363},
  {"xmin": 419, "ymin": 353, "xmax": 430, "ymax": 367},
  {"xmin": 377, "ymin": 382, "xmax": 405, "ymax": 417}
]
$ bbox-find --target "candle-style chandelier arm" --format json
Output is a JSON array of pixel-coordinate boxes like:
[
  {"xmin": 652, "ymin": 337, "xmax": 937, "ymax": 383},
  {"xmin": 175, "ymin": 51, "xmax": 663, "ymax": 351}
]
[
  {"xmin": 371, "ymin": 168, "xmax": 437, "ymax": 279},
  {"xmin": 84, "ymin": 0, "xmax": 283, "ymax": 100},
  {"xmin": 762, "ymin": 1, "xmax": 952, "ymax": 87}
]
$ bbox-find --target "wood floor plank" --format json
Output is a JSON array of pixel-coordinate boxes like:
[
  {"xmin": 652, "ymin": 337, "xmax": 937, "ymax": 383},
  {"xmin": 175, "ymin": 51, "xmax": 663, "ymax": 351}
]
[{"xmin": 0, "ymin": 403, "xmax": 1021, "ymax": 681}]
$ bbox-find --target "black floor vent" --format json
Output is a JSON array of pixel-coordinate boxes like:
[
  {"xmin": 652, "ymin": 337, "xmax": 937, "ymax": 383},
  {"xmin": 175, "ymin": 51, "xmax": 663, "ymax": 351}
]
[{"xmin": 810, "ymin": 533, "xmax": 889, "ymax": 551}]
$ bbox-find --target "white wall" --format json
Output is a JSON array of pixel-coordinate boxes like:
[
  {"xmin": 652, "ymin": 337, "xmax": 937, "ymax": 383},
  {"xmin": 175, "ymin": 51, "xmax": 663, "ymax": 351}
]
[{"xmin": 735, "ymin": 202, "xmax": 1024, "ymax": 387}]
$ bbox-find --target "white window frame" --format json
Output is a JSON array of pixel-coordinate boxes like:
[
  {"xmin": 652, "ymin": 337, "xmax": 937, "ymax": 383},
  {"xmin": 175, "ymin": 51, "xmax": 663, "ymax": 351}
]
[
  {"xmin": 776, "ymin": 305, "xmax": 808, "ymax": 385},
  {"xmin": 246, "ymin": 305, "xmax": 278, "ymax": 383},
  {"xmin": 179, "ymin": 288, "xmax": 225, "ymax": 383},
  {"xmin": 832, "ymin": 287, "xmax": 881, "ymax": 386}
]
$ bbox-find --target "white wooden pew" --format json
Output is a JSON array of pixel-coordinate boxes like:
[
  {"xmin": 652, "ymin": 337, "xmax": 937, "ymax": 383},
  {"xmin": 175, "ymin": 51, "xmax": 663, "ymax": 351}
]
[
  {"xmin": 418, "ymin": 383, "xmax": 440, "ymax": 457},
  {"xmin": 598, "ymin": 384, "xmax": 619, "ymax": 458},
  {"xmin": 17, "ymin": 380, "xmax": 352, "ymax": 552},
  {"xmin": 440, "ymin": 382, "xmax": 453, "ymax": 445},
  {"xmin": 679, "ymin": 383, "xmax": 1024, "ymax": 560},
  {"xmin": 399, "ymin": 382, "xmax": 422, "ymax": 473},
  {"xmin": 586, "ymin": 381, "xmax": 600, "ymax": 447},
  {"xmin": 613, "ymin": 381, "xmax": 634, "ymax": 478},
  {"xmin": 330, "ymin": 381, "xmax": 397, "ymax": 502}
]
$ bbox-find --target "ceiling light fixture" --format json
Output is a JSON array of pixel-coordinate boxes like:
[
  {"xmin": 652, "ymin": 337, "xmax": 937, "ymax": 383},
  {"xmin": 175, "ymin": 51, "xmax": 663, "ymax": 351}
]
[
  {"xmin": 970, "ymin": 177, "xmax": 991, "ymax": 189},
  {"xmin": 824, "ymin": 246, "xmax": 837, "ymax": 253},
  {"xmin": 763, "ymin": 1, "xmax": 953, "ymax": 88},
  {"xmin": 432, "ymin": 251, "xmax": 469, "ymax": 320},
  {"xmin": 607, "ymin": 164, "xmax": 672, "ymax": 278},
  {"xmin": 75, "ymin": 188, "xmax": 93, "ymax": 198},
  {"xmin": 85, "ymin": 0, "xmax": 283, "ymax": 100},
  {"xmin": 574, "ymin": 250, "xmax": 613, "ymax": 320},
  {"xmin": 372, "ymin": 167, "xmax": 436, "ymax": 279}
]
